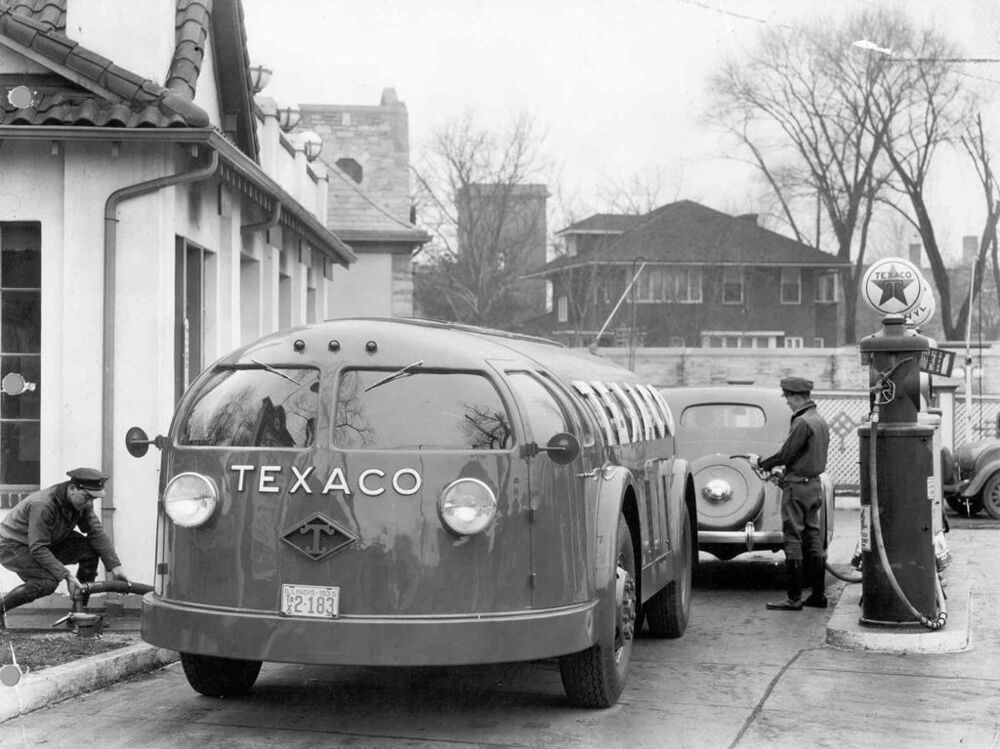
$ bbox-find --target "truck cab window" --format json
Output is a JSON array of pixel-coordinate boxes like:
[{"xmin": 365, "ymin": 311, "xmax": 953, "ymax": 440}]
[
  {"xmin": 506, "ymin": 372, "xmax": 571, "ymax": 447},
  {"xmin": 179, "ymin": 366, "xmax": 319, "ymax": 448},
  {"xmin": 334, "ymin": 370, "xmax": 512, "ymax": 450}
]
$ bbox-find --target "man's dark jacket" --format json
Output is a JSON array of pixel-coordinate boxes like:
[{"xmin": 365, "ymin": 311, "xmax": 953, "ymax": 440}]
[{"xmin": 0, "ymin": 481, "xmax": 120, "ymax": 580}]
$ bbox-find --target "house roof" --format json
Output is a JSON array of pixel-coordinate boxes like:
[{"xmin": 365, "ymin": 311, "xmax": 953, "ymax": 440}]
[
  {"xmin": 325, "ymin": 163, "xmax": 430, "ymax": 249},
  {"xmin": 531, "ymin": 200, "xmax": 849, "ymax": 276},
  {"xmin": 0, "ymin": 0, "xmax": 257, "ymax": 157},
  {"xmin": 556, "ymin": 214, "xmax": 642, "ymax": 235}
]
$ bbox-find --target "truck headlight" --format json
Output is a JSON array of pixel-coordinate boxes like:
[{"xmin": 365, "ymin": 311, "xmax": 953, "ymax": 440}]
[
  {"xmin": 163, "ymin": 472, "xmax": 218, "ymax": 527},
  {"xmin": 438, "ymin": 478, "xmax": 497, "ymax": 536}
]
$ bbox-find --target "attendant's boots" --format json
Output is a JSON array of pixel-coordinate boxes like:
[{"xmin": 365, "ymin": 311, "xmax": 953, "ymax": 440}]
[
  {"xmin": 0, "ymin": 585, "xmax": 35, "ymax": 629},
  {"xmin": 766, "ymin": 559, "xmax": 803, "ymax": 610},
  {"xmin": 803, "ymin": 557, "xmax": 828, "ymax": 608}
]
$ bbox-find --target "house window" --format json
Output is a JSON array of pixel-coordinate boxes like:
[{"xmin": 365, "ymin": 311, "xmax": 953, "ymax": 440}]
[
  {"xmin": 633, "ymin": 267, "xmax": 701, "ymax": 303},
  {"xmin": 781, "ymin": 268, "xmax": 801, "ymax": 304},
  {"xmin": 0, "ymin": 222, "xmax": 41, "ymax": 491},
  {"xmin": 784, "ymin": 336, "xmax": 804, "ymax": 348},
  {"xmin": 814, "ymin": 337, "xmax": 825, "ymax": 348},
  {"xmin": 816, "ymin": 272, "xmax": 838, "ymax": 303},
  {"xmin": 722, "ymin": 267, "xmax": 743, "ymax": 304},
  {"xmin": 336, "ymin": 158, "xmax": 363, "ymax": 184},
  {"xmin": 557, "ymin": 295, "xmax": 568, "ymax": 323}
]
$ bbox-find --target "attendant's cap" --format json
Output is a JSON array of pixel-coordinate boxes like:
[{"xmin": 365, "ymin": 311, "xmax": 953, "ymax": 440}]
[
  {"xmin": 67, "ymin": 467, "xmax": 108, "ymax": 497},
  {"xmin": 780, "ymin": 376, "xmax": 813, "ymax": 395}
]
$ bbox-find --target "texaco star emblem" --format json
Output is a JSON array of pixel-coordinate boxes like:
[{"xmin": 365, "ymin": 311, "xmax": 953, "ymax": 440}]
[{"xmin": 862, "ymin": 258, "xmax": 924, "ymax": 315}]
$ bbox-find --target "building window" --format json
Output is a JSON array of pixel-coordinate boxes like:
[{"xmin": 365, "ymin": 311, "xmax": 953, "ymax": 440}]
[
  {"xmin": 0, "ymin": 222, "xmax": 41, "ymax": 491},
  {"xmin": 557, "ymin": 295, "xmax": 568, "ymax": 322},
  {"xmin": 784, "ymin": 336, "xmax": 804, "ymax": 348},
  {"xmin": 636, "ymin": 267, "xmax": 702, "ymax": 303},
  {"xmin": 781, "ymin": 268, "xmax": 801, "ymax": 304},
  {"xmin": 336, "ymin": 157, "xmax": 363, "ymax": 184},
  {"xmin": 700, "ymin": 331, "xmax": 780, "ymax": 348},
  {"xmin": 175, "ymin": 238, "xmax": 215, "ymax": 402},
  {"xmin": 814, "ymin": 337, "xmax": 825, "ymax": 348},
  {"xmin": 722, "ymin": 267, "xmax": 744, "ymax": 304},
  {"xmin": 816, "ymin": 272, "xmax": 838, "ymax": 303}
]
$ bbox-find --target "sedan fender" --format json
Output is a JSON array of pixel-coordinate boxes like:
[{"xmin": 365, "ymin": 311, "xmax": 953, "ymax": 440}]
[{"xmin": 960, "ymin": 460, "xmax": 1000, "ymax": 497}]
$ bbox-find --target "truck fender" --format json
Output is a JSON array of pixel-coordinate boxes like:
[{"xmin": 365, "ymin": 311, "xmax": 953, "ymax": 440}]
[
  {"xmin": 659, "ymin": 456, "xmax": 695, "ymax": 554},
  {"xmin": 591, "ymin": 465, "xmax": 634, "ymax": 632},
  {"xmin": 961, "ymin": 460, "xmax": 1000, "ymax": 497}
]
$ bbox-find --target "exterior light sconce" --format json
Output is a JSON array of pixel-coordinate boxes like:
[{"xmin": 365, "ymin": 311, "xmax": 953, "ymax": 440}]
[
  {"xmin": 301, "ymin": 132, "xmax": 324, "ymax": 162},
  {"xmin": 249, "ymin": 65, "xmax": 273, "ymax": 93},
  {"xmin": 277, "ymin": 105, "xmax": 301, "ymax": 132}
]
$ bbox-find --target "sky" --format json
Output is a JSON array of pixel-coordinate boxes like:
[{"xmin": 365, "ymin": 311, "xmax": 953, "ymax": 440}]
[{"xmin": 242, "ymin": 0, "xmax": 1000, "ymax": 260}]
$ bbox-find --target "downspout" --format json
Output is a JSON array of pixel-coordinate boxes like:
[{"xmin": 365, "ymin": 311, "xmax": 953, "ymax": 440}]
[
  {"xmin": 240, "ymin": 199, "xmax": 282, "ymax": 236},
  {"xmin": 101, "ymin": 149, "xmax": 220, "ymax": 544}
]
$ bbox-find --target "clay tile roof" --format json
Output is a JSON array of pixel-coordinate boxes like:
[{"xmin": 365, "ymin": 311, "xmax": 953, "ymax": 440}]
[
  {"xmin": 1, "ymin": 0, "xmax": 63, "ymax": 31},
  {"xmin": 0, "ymin": 0, "xmax": 211, "ymax": 128}
]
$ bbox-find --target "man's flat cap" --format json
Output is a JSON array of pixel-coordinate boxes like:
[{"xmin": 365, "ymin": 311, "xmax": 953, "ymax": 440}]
[
  {"xmin": 67, "ymin": 467, "xmax": 108, "ymax": 496},
  {"xmin": 780, "ymin": 376, "xmax": 813, "ymax": 394}
]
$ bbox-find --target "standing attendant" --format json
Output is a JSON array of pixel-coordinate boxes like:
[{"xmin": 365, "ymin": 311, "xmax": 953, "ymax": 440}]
[
  {"xmin": 751, "ymin": 377, "xmax": 830, "ymax": 611},
  {"xmin": 0, "ymin": 468, "xmax": 130, "ymax": 628}
]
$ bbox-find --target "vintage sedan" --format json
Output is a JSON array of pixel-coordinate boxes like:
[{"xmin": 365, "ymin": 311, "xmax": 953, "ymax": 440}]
[
  {"xmin": 944, "ymin": 434, "xmax": 1000, "ymax": 519},
  {"xmin": 660, "ymin": 385, "xmax": 835, "ymax": 560}
]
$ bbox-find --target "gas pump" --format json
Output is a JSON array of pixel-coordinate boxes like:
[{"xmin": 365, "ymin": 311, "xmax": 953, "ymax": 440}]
[{"xmin": 858, "ymin": 258, "xmax": 948, "ymax": 630}]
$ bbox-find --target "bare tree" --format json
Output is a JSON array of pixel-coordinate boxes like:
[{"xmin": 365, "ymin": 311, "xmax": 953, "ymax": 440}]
[
  {"xmin": 707, "ymin": 8, "xmax": 990, "ymax": 343},
  {"xmin": 958, "ymin": 114, "xmax": 1000, "ymax": 341},
  {"xmin": 411, "ymin": 112, "xmax": 553, "ymax": 330},
  {"xmin": 708, "ymin": 11, "xmax": 900, "ymax": 344},
  {"xmin": 864, "ymin": 18, "xmax": 969, "ymax": 340}
]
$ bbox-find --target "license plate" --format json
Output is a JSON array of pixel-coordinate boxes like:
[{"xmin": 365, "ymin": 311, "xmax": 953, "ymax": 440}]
[{"xmin": 281, "ymin": 584, "xmax": 340, "ymax": 619}]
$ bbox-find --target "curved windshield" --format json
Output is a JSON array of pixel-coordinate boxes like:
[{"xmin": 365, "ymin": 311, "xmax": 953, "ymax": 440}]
[
  {"xmin": 179, "ymin": 366, "xmax": 319, "ymax": 448},
  {"xmin": 334, "ymin": 369, "xmax": 513, "ymax": 450}
]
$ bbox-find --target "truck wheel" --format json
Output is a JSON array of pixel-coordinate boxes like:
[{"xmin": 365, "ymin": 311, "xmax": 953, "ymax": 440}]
[
  {"xmin": 180, "ymin": 653, "xmax": 262, "ymax": 697},
  {"xmin": 981, "ymin": 473, "xmax": 1000, "ymax": 520},
  {"xmin": 645, "ymin": 501, "xmax": 692, "ymax": 638},
  {"xmin": 945, "ymin": 495, "xmax": 983, "ymax": 518},
  {"xmin": 559, "ymin": 514, "xmax": 636, "ymax": 708}
]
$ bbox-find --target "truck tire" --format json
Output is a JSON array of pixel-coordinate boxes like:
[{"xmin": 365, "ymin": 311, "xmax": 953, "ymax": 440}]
[
  {"xmin": 180, "ymin": 653, "xmax": 262, "ymax": 697},
  {"xmin": 645, "ymin": 501, "xmax": 692, "ymax": 638},
  {"xmin": 559, "ymin": 515, "xmax": 636, "ymax": 708}
]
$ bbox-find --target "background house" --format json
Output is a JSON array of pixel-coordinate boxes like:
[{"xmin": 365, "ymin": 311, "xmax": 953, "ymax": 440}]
[
  {"xmin": 529, "ymin": 200, "xmax": 849, "ymax": 348},
  {"xmin": 0, "ymin": 0, "xmax": 355, "ymax": 592}
]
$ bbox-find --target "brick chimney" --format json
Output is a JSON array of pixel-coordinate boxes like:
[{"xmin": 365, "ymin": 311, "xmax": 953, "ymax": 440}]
[{"xmin": 908, "ymin": 242, "xmax": 922, "ymax": 267}]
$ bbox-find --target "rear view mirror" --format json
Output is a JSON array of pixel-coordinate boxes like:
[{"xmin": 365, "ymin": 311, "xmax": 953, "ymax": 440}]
[
  {"xmin": 125, "ymin": 426, "xmax": 164, "ymax": 458},
  {"xmin": 537, "ymin": 432, "xmax": 581, "ymax": 465}
]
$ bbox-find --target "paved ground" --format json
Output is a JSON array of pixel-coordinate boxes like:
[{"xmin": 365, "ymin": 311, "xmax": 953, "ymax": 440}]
[{"xmin": 0, "ymin": 507, "xmax": 998, "ymax": 748}]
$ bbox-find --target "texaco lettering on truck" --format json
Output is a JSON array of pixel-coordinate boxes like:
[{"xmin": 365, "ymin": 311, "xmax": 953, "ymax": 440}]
[{"xmin": 126, "ymin": 317, "xmax": 697, "ymax": 708}]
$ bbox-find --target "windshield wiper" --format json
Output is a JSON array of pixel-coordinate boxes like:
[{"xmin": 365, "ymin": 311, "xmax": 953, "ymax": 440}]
[
  {"xmin": 249, "ymin": 358, "xmax": 298, "ymax": 385},
  {"xmin": 364, "ymin": 360, "xmax": 423, "ymax": 392}
]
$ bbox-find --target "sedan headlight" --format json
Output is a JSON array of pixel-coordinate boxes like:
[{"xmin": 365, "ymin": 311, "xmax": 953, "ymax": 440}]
[
  {"xmin": 163, "ymin": 472, "xmax": 218, "ymax": 527},
  {"xmin": 438, "ymin": 478, "xmax": 497, "ymax": 536}
]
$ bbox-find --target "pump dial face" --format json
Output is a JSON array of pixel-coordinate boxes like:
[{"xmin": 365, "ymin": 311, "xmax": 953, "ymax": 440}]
[{"xmin": 861, "ymin": 257, "xmax": 926, "ymax": 316}]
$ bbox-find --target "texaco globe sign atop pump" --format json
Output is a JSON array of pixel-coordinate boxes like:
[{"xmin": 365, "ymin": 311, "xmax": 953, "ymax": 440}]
[{"xmin": 861, "ymin": 257, "xmax": 927, "ymax": 316}]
